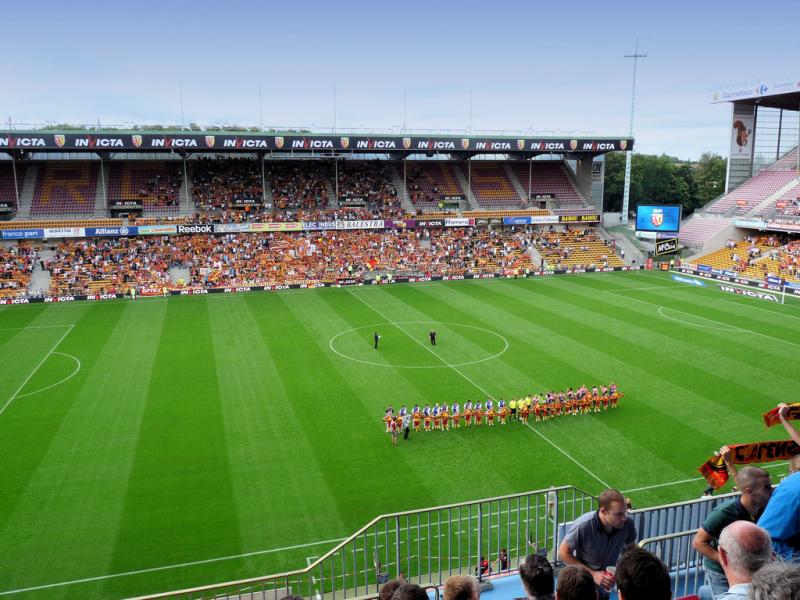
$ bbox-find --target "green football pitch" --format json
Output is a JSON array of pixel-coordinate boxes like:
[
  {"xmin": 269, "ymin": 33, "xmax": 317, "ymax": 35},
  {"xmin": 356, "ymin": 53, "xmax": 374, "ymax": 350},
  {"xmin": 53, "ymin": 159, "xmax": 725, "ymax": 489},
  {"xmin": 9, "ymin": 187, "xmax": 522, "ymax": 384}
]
[{"xmin": 1, "ymin": 270, "xmax": 798, "ymax": 599}]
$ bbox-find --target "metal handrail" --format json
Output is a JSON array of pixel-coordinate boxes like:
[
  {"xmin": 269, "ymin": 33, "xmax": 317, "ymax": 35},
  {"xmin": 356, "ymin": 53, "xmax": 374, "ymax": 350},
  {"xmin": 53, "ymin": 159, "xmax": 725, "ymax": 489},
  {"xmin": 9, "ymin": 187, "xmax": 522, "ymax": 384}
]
[{"xmin": 129, "ymin": 485, "xmax": 597, "ymax": 600}]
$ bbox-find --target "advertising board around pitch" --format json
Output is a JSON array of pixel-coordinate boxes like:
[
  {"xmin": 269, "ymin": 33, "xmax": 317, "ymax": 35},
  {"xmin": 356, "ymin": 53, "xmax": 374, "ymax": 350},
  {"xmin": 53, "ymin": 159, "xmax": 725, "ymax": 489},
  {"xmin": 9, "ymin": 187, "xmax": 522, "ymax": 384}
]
[{"xmin": 635, "ymin": 205, "xmax": 682, "ymax": 234}]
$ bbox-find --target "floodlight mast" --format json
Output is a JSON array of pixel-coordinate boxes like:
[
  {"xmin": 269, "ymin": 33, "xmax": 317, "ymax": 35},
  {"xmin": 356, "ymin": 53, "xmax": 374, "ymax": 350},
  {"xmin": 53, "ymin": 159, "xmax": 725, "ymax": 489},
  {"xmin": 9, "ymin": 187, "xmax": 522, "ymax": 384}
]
[{"xmin": 621, "ymin": 40, "xmax": 646, "ymax": 225}]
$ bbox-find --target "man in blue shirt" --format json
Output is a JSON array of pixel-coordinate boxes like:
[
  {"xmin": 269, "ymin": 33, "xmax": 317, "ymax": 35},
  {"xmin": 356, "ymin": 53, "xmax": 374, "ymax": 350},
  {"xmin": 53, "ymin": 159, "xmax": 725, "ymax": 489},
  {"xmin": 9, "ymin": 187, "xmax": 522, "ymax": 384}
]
[{"xmin": 758, "ymin": 470, "xmax": 800, "ymax": 561}]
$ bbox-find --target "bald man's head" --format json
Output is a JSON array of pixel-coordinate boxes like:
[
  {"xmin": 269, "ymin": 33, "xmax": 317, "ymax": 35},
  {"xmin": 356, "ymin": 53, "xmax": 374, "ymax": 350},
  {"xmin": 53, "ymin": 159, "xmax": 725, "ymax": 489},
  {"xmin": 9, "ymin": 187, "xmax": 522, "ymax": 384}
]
[{"xmin": 718, "ymin": 521, "xmax": 773, "ymax": 580}]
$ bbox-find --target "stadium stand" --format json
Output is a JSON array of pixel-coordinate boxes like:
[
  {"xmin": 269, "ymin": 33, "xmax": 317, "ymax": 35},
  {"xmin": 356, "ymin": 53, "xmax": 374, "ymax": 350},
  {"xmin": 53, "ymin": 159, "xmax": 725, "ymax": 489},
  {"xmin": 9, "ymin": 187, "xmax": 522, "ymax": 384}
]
[
  {"xmin": 764, "ymin": 179, "xmax": 800, "ymax": 216},
  {"xmin": 677, "ymin": 215, "xmax": 731, "ymax": 248},
  {"xmin": 46, "ymin": 237, "xmax": 172, "ymax": 296},
  {"xmin": 507, "ymin": 161, "xmax": 586, "ymax": 210},
  {"xmin": 705, "ymin": 167, "xmax": 797, "ymax": 215},
  {"xmin": 190, "ymin": 157, "xmax": 263, "ymax": 211},
  {"xmin": 405, "ymin": 162, "xmax": 466, "ymax": 209},
  {"xmin": 0, "ymin": 243, "xmax": 35, "ymax": 299},
  {"xmin": 462, "ymin": 162, "xmax": 522, "ymax": 208},
  {"xmin": 0, "ymin": 163, "xmax": 24, "ymax": 213},
  {"xmin": 534, "ymin": 229, "xmax": 624, "ymax": 269},
  {"xmin": 335, "ymin": 161, "xmax": 400, "ymax": 212},
  {"xmin": 107, "ymin": 162, "xmax": 182, "ymax": 213},
  {"xmin": 688, "ymin": 237, "xmax": 800, "ymax": 283},
  {"xmin": 29, "ymin": 162, "xmax": 98, "ymax": 217},
  {"xmin": 268, "ymin": 161, "xmax": 330, "ymax": 210},
  {"xmin": 737, "ymin": 239, "xmax": 800, "ymax": 283},
  {"xmin": 41, "ymin": 228, "xmax": 540, "ymax": 295}
]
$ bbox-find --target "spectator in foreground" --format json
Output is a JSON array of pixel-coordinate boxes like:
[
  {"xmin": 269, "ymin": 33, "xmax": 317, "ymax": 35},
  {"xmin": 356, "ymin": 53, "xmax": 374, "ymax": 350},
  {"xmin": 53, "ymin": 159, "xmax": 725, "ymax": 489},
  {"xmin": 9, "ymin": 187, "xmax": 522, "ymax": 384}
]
[
  {"xmin": 555, "ymin": 566, "xmax": 597, "ymax": 600},
  {"xmin": 747, "ymin": 561, "xmax": 800, "ymax": 600},
  {"xmin": 518, "ymin": 554, "xmax": 555, "ymax": 600},
  {"xmin": 693, "ymin": 466, "xmax": 773, "ymax": 598},
  {"xmin": 392, "ymin": 583, "xmax": 429, "ymax": 600},
  {"xmin": 716, "ymin": 521, "xmax": 774, "ymax": 600},
  {"xmin": 614, "ymin": 546, "xmax": 670, "ymax": 600},
  {"xmin": 443, "ymin": 575, "xmax": 480, "ymax": 600},
  {"xmin": 758, "ymin": 470, "xmax": 800, "ymax": 561},
  {"xmin": 379, "ymin": 579, "xmax": 402, "ymax": 600},
  {"xmin": 557, "ymin": 489, "xmax": 636, "ymax": 599}
]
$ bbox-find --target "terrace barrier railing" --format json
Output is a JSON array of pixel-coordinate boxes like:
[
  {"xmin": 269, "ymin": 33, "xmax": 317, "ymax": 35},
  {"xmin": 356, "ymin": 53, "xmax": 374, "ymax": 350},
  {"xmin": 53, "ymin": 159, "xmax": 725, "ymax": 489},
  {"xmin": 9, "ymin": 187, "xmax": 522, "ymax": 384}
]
[
  {"xmin": 131, "ymin": 488, "xmax": 740, "ymax": 600},
  {"xmin": 130, "ymin": 485, "xmax": 598, "ymax": 600}
]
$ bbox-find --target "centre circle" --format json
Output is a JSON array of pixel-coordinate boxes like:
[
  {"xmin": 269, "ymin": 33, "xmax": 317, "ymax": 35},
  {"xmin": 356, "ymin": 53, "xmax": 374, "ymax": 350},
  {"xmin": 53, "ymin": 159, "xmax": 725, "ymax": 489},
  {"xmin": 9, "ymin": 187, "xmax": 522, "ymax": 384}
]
[{"xmin": 329, "ymin": 321, "xmax": 509, "ymax": 369}]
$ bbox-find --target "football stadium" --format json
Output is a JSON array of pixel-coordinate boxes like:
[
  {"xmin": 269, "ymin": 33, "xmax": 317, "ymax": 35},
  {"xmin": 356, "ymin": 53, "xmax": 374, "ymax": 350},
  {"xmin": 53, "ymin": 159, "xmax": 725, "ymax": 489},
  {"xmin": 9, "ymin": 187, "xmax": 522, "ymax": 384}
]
[{"xmin": 3, "ymin": 7, "xmax": 800, "ymax": 600}]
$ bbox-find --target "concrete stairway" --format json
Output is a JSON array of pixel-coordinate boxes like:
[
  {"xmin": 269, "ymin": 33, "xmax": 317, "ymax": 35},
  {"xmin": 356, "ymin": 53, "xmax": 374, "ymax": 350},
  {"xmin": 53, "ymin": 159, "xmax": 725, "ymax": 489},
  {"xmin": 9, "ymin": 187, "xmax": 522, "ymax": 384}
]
[
  {"xmin": 452, "ymin": 164, "xmax": 479, "ymax": 210},
  {"xmin": 504, "ymin": 163, "xmax": 528, "ymax": 205},
  {"xmin": 27, "ymin": 249, "xmax": 54, "ymax": 296},
  {"xmin": 94, "ymin": 163, "xmax": 108, "ymax": 216},
  {"xmin": 15, "ymin": 165, "xmax": 38, "ymax": 219},
  {"xmin": 179, "ymin": 162, "xmax": 194, "ymax": 216},
  {"xmin": 390, "ymin": 164, "xmax": 416, "ymax": 213}
]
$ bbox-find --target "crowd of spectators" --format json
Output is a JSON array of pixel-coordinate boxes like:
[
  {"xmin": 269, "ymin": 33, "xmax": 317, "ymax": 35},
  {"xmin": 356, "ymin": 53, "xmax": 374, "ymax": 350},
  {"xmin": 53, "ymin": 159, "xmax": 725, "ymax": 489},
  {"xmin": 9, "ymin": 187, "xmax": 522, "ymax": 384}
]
[
  {"xmin": 36, "ymin": 227, "xmax": 538, "ymax": 296},
  {"xmin": 190, "ymin": 205, "xmax": 406, "ymax": 225},
  {"xmin": 533, "ymin": 229, "xmax": 623, "ymax": 270},
  {"xmin": 337, "ymin": 162, "xmax": 400, "ymax": 211},
  {"xmin": 268, "ymin": 162, "xmax": 330, "ymax": 210},
  {"xmin": 191, "ymin": 157, "xmax": 263, "ymax": 211},
  {"xmin": 45, "ymin": 237, "xmax": 173, "ymax": 296},
  {"xmin": 138, "ymin": 168, "xmax": 181, "ymax": 208},
  {"xmin": 0, "ymin": 243, "xmax": 35, "ymax": 297}
]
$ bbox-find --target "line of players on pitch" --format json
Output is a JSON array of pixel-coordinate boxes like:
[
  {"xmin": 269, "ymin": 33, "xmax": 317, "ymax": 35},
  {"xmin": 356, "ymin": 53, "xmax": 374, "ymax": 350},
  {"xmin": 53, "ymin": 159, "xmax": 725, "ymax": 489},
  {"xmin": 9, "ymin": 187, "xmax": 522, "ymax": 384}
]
[{"xmin": 383, "ymin": 383, "xmax": 622, "ymax": 432}]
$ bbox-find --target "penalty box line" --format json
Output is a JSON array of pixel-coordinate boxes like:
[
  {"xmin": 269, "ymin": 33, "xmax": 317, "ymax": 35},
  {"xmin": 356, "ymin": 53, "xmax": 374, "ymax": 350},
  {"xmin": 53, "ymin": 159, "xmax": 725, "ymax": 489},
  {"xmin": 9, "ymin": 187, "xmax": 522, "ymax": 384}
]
[
  {"xmin": 345, "ymin": 289, "xmax": 612, "ymax": 490},
  {"xmin": 0, "ymin": 324, "xmax": 75, "ymax": 419}
]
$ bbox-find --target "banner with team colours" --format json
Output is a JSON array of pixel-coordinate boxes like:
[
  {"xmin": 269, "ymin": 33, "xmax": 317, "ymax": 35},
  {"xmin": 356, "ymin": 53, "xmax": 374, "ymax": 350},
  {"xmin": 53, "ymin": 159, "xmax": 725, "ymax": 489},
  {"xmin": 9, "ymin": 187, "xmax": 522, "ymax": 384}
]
[
  {"xmin": 1, "ymin": 228, "xmax": 44, "ymax": 239},
  {"xmin": 763, "ymin": 403, "xmax": 800, "ymax": 428},
  {"xmin": 249, "ymin": 222, "xmax": 303, "ymax": 232},
  {"xmin": 698, "ymin": 440, "xmax": 800, "ymax": 488}
]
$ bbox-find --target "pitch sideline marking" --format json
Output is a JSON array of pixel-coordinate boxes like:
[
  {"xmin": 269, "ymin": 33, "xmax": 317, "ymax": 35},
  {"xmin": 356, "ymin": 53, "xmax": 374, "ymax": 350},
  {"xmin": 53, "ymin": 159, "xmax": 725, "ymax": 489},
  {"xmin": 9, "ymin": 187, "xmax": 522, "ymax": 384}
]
[
  {"xmin": 605, "ymin": 291, "xmax": 800, "ymax": 349},
  {"xmin": 718, "ymin": 298, "xmax": 800, "ymax": 321},
  {"xmin": 0, "ymin": 538, "xmax": 348, "ymax": 597},
  {"xmin": 345, "ymin": 289, "xmax": 612, "ymax": 489},
  {"xmin": 0, "ymin": 497, "xmax": 608, "ymax": 596},
  {"xmin": 0, "ymin": 324, "xmax": 78, "ymax": 331},
  {"xmin": 15, "ymin": 352, "xmax": 82, "ymax": 399},
  {"xmin": 0, "ymin": 324, "xmax": 75, "ymax": 418},
  {"xmin": 621, "ymin": 461, "xmax": 790, "ymax": 494}
]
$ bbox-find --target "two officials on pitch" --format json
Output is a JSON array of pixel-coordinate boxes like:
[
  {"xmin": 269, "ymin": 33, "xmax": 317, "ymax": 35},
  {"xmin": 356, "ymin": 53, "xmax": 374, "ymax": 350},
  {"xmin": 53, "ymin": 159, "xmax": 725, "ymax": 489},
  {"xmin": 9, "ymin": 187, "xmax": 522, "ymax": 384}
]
[{"xmin": 374, "ymin": 330, "xmax": 437, "ymax": 349}]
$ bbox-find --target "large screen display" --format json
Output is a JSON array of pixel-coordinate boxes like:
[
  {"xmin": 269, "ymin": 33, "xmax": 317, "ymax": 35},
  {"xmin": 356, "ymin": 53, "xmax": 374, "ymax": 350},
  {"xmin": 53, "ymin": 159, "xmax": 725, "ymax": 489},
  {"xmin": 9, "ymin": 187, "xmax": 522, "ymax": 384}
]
[{"xmin": 635, "ymin": 205, "xmax": 682, "ymax": 233}]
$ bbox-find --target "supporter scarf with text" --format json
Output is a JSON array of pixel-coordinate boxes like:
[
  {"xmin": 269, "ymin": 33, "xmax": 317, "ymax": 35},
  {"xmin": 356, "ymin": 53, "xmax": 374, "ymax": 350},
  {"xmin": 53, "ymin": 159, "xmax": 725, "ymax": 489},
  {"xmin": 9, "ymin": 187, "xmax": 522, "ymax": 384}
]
[
  {"xmin": 698, "ymin": 440, "xmax": 800, "ymax": 489},
  {"xmin": 762, "ymin": 403, "xmax": 800, "ymax": 428}
]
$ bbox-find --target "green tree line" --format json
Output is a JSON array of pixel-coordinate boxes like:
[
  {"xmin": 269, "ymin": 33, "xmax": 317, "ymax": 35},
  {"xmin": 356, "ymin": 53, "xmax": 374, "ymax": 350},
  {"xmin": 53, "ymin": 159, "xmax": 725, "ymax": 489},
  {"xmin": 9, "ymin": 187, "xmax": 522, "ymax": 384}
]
[{"xmin": 603, "ymin": 152, "xmax": 726, "ymax": 216}]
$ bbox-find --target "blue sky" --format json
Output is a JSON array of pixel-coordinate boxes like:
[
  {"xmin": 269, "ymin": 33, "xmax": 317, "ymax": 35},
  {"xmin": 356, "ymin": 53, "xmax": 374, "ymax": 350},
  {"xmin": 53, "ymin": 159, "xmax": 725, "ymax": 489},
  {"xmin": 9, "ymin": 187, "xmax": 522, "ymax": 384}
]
[{"xmin": 4, "ymin": 0, "xmax": 799, "ymax": 159}]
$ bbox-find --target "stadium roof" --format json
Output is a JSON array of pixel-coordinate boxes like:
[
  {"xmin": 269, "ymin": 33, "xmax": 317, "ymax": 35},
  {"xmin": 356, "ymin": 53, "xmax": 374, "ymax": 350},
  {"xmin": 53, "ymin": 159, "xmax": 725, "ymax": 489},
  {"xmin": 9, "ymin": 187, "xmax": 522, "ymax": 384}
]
[
  {"xmin": 0, "ymin": 129, "xmax": 633, "ymax": 156},
  {"xmin": 711, "ymin": 78, "xmax": 800, "ymax": 111}
]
